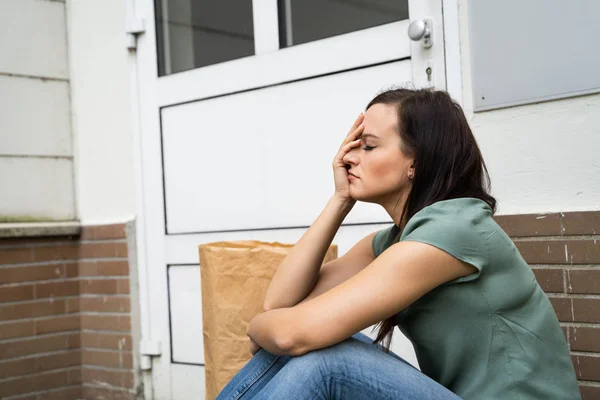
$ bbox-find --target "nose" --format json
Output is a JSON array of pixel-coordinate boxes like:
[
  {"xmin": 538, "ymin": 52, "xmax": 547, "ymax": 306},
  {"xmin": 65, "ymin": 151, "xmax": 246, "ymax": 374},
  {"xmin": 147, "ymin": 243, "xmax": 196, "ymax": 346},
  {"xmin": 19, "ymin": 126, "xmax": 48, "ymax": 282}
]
[{"xmin": 342, "ymin": 147, "xmax": 359, "ymax": 166}]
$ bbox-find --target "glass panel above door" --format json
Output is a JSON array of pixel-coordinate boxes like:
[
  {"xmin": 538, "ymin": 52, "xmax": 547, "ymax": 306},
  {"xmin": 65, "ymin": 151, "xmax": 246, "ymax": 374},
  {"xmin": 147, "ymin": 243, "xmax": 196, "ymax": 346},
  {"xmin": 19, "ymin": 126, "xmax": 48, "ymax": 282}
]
[
  {"xmin": 278, "ymin": 0, "xmax": 409, "ymax": 48},
  {"xmin": 155, "ymin": 0, "xmax": 254, "ymax": 76}
]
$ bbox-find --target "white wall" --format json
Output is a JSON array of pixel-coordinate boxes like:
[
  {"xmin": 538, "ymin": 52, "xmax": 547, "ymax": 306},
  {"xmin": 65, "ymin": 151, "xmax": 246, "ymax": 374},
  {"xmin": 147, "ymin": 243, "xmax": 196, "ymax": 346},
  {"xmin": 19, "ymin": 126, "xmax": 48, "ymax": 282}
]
[
  {"xmin": 458, "ymin": 0, "xmax": 600, "ymax": 215},
  {"xmin": 66, "ymin": 0, "xmax": 136, "ymax": 224},
  {"xmin": 0, "ymin": 0, "xmax": 75, "ymax": 221}
]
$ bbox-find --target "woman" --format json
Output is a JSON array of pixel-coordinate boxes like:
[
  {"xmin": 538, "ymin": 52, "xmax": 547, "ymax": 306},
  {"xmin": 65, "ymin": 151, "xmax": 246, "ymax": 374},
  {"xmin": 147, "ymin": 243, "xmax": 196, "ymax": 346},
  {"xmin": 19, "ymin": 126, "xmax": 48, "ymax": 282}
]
[{"xmin": 215, "ymin": 88, "xmax": 581, "ymax": 399}]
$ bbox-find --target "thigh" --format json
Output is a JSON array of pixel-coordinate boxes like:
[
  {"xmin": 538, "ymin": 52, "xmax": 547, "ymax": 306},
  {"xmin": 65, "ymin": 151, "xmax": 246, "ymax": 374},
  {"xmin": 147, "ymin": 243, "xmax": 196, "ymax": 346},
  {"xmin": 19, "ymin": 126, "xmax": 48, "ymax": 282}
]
[
  {"xmin": 254, "ymin": 334, "xmax": 461, "ymax": 400},
  {"xmin": 215, "ymin": 332, "xmax": 388, "ymax": 400},
  {"xmin": 215, "ymin": 349, "xmax": 292, "ymax": 400}
]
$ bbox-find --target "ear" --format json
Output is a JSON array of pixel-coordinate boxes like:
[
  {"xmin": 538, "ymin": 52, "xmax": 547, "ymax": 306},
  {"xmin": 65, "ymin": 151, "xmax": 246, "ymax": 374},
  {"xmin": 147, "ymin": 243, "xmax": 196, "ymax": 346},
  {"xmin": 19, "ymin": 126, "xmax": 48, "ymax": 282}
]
[{"xmin": 407, "ymin": 162, "xmax": 415, "ymax": 179}]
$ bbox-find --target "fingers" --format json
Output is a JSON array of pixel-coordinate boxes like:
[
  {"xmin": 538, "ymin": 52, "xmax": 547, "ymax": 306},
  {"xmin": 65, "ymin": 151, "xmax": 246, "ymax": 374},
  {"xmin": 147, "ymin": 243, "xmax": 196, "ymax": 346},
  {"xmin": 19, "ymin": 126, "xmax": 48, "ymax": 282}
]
[
  {"xmin": 344, "ymin": 138, "xmax": 361, "ymax": 151},
  {"xmin": 343, "ymin": 113, "xmax": 364, "ymax": 140},
  {"xmin": 349, "ymin": 112, "xmax": 364, "ymax": 133},
  {"xmin": 341, "ymin": 123, "xmax": 365, "ymax": 148},
  {"xmin": 334, "ymin": 138, "xmax": 361, "ymax": 164}
]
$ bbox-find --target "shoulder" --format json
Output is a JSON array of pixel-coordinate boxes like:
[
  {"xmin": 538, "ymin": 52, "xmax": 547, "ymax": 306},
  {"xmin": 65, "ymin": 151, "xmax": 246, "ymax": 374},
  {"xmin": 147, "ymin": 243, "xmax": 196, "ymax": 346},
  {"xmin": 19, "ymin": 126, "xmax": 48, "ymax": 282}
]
[
  {"xmin": 401, "ymin": 197, "xmax": 493, "ymax": 240},
  {"xmin": 399, "ymin": 198, "xmax": 495, "ymax": 282}
]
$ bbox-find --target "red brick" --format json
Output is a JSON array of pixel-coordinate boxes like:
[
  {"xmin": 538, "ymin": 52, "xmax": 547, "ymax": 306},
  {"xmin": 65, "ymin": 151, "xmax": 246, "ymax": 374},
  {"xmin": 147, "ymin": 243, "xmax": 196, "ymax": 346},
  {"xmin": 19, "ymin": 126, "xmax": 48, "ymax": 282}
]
[
  {"xmin": 81, "ymin": 314, "xmax": 130, "ymax": 332},
  {"xmin": 572, "ymin": 354, "xmax": 600, "ymax": 381},
  {"xmin": 64, "ymin": 261, "xmax": 79, "ymax": 278},
  {"xmin": 96, "ymin": 333, "xmax": 132, "ymax": 351},
  {"xmin": 0, "ymin": 369, "xmax": 69, "ymax": 398},
  {"xmin": 82, "ymin": 349, "xmax": 133, "ymax": 369},
  {"xmin": 79, "ymin": 278, "xmax": 118, "ymax": 294},
  {"xmin": 118, "ymin": 279, "xmax": 130, "ymax": 294},
  {"xmin": 79, "ymin": 260, "xmax": 130, "ymax": 276},
  {"xmin": 515, "ymin": 239, "xmax": 600, "ymax": 264},
  {"xmin": 68, "ymin": 332, "xmax": 81, "ymax": 349},
  {"xmin": 0, "ymin": 298, "xmax": 67, "ymax": 321},
  {"xmin": 495, "ymin": 213, "xmax": 562, "ymax": 237},
  {"xmin": 81, "ymin": 331, "xmax": 98, "ymax": 348},
  {"xmin": 0, "ymin": 247, "xmax": 34, "ymax": 264},
  {"xmin": 32, "ymin": 244, "xmax": 79, "ymax": 262},
  {"xmin": 0, "ymin": 319, "xmax": 34, "ymax": 339},
  {"xmin": 79, "ymin": 242, "xmax": 128, "ymax": 259},
  {"xmin": 0, "ymin": 334, "xmax": 70, "ymax": 359},
  {"xmin": 80, "ymin": 224, "xmax": 126, "ymax": 240},
  {"xmin": 567, "ymin": 269, "xmax": 600, "ymax": 294},
  {"xmin": 68, "ymin": 367, "xmax": 82, "ymax": 385},
  {"xmin": 580, "ymin": 384, "xmax": 600, "ymax": 400},
  {"xmin": 82, "ymin": 367, "xmax": 134, "ymax": 388},
  {"xmin": 573, "ymin": 298, "xmax": 600, "ymax": 323},
  {"xmin": 35, "ymin": 350, "xmax": 82, "ymax": 372},
  {"xmin": 35, "ymin": 314, "xmax": 81, "ymax": 334},
  {"xmin": 0, "ymin": 357, "xmax": 36, "ymax": 379},
  {"xmin": 495, "ymin": 210, "xmax": 600, "ymax": 237},
  {"xmin": 0, "ymin": 284, "xmax": 34, "ymax": 302},
  {"xmin": 82, "ymin": 385, "xmax": 135, "ymax": 400},
  {"xmin": 0, "ymin": 264, "xmax": 65, "ymax": 284},
  {"xmin": 99, "ymin": 260, "xmax": 129, "ymax": 276},
  {"xmin": 35, "ymin": 280, "xmax": 79, "ymax": 298},
  {"xmin": 35, "ymin": 386, "xmax": 83, "ymax": 400},
  {"xmin": 0, "ymin": 302, "xmax": 33, "ymax": 321},
  {"xmin": 561, "ymin": 325, "xmax": 569, "ymax": 342},
  {"xmin": 549, "ymin": 297, "xmax": 574, "ymax": 322},
  {"xmin": 562, "ymin": 211, "xmax": 600, "ymax": 236},
  {"xmin": 66, "ymin": 297, "xmax": 80, "ymax": 313},
  {"xmin": 80, "ymin": 296, "xmax": 130, "ymax": 313},
  {"xmin": 532, "ymin": 268, "xmax": 564, "ymax": 293}
]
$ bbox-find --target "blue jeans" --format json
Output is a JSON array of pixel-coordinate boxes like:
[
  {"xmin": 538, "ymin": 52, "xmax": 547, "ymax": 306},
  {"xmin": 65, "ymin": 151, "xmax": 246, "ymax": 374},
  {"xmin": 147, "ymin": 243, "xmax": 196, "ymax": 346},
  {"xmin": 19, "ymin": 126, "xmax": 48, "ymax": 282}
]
[{"xmin": 215, "ymin": 332, "xmax": 461, "ymax": 399}]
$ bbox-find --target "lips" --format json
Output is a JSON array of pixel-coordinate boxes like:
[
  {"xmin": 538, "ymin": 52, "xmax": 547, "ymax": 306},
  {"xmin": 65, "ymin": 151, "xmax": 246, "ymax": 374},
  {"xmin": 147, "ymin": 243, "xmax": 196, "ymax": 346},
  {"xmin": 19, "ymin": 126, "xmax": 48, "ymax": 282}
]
[{"xmin": 348, "ymin": 172, "xmax": 359, "ymax": 179}]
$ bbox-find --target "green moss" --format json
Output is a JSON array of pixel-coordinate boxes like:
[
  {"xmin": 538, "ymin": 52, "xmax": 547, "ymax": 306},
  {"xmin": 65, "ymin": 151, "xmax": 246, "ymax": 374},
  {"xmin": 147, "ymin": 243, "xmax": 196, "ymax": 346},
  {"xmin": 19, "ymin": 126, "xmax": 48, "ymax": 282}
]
[{"xmin": 0, "ymin": 215, "xmax": 57, "ymax": 223}]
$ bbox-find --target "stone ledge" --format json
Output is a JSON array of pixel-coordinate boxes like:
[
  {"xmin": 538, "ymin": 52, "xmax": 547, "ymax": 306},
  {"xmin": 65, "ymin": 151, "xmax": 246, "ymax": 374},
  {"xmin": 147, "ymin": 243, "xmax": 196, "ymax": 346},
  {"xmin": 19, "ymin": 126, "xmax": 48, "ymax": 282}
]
[{"xmin": 0, "ymin": 221, "xmax": 81, "ymax": 238}]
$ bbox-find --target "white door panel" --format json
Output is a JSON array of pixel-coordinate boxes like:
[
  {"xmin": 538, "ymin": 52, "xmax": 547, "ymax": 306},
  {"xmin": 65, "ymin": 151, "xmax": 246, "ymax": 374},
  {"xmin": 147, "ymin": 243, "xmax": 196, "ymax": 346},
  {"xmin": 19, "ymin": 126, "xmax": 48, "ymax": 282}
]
[
  {"xmin": 133, "ymin": 0, "xmax": 448, "ymax": 398},
  {"xmin": 162, "ymin": 61, "xmax": 411, "ymax": 234},
  {"xmin": 168, "ymin": 265, "xmax": 204, "ymax": 364}
]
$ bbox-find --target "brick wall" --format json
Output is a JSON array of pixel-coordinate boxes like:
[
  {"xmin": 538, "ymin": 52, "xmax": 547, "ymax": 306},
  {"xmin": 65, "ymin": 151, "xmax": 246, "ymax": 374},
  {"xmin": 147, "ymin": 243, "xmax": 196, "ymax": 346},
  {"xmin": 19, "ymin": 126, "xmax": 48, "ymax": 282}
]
[
  {"xmin": 0, "ymin": 223, "xmax": 138, "ymax": 400},
  {"xmin": 1, "ymin": 213, "xmax": 598, "ymax": 399},
  {"xmin": 496, "ymin": 210, "xmax": 600, "ymax": 399}
]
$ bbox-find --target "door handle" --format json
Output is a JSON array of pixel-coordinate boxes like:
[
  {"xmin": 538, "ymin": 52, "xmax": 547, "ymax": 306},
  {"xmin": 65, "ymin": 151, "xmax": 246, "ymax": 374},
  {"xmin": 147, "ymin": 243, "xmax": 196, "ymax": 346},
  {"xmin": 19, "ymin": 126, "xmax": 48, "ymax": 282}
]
[{"xmin": 408, "ymin": 19, "xmax": 433, "ymax": 49}]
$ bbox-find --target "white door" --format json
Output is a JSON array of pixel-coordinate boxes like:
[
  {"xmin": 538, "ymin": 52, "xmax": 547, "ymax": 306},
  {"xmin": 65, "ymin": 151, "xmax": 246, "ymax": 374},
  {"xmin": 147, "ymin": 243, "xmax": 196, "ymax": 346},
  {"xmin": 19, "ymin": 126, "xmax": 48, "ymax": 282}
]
[{"xmin": 132, "ymin": 1, "xmax": 450, "ymax": 398}]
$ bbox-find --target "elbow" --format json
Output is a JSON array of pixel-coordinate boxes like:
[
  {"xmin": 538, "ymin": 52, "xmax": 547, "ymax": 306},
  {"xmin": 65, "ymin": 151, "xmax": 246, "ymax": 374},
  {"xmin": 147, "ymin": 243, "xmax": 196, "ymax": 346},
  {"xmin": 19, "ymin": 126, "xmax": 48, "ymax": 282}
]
[
  {"xmin": 276, "ymin": 334, "xmax": 305, "ymax": 356},
  {"xmin": 263, "ymin": 301, "xmax": 273, "ymax": 312},
  {"xmin": 273, "ymin": 323, "xmax": 302, "ymax": 356},
  {"xmin": 276, "ymin": 327, "xmax": 310, "ymax": 356}
]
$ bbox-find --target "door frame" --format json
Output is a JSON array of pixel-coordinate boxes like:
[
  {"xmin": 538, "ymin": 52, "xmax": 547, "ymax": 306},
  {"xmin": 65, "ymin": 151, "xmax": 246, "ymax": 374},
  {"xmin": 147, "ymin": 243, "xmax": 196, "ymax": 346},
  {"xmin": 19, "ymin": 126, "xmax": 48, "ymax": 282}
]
[{"xmin": 129, "ymin": 0, "xmax": 463, "ymax": 398}]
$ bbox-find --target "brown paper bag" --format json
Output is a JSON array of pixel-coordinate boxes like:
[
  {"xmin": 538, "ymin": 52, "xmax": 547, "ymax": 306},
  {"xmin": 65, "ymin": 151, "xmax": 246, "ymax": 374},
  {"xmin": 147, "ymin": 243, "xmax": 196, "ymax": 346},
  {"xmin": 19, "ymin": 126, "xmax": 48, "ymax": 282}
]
[{"xmin": 198, "ymin": 241, "xmax": 338, "ymax": 400}]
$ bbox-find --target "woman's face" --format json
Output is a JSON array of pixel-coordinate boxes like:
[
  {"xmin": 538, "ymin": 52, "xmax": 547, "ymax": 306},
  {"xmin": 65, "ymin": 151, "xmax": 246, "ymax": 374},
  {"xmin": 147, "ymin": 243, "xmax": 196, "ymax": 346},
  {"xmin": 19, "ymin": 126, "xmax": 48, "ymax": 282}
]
[{"xmin": 342, "ymin": 103, "xmax": 414, "ymax": 204}]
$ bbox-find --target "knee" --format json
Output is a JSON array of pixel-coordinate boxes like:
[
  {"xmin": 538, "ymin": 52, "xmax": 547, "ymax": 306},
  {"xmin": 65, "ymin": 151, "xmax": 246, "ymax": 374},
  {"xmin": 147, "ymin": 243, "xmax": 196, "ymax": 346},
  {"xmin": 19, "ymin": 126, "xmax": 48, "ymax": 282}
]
[{"xmin": 285, "ymin": 338, "xmax": 362, "ymax": 375}]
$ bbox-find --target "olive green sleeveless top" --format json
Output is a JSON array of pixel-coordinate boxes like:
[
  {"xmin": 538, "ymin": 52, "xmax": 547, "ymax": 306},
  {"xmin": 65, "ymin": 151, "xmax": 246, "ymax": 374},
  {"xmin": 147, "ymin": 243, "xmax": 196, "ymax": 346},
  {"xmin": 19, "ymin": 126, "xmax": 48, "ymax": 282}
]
[{"xmin": 372, "ymin": 198, "xmax": 580, "ymax": 400}]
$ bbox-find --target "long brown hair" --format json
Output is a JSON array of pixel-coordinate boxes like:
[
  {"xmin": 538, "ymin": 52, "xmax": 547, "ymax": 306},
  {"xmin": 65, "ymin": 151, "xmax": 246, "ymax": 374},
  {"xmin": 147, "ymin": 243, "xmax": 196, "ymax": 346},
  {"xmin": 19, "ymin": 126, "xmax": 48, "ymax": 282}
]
[{"xmin": 366, "ymin": 87, "xmax": 497, "ymax": 352}]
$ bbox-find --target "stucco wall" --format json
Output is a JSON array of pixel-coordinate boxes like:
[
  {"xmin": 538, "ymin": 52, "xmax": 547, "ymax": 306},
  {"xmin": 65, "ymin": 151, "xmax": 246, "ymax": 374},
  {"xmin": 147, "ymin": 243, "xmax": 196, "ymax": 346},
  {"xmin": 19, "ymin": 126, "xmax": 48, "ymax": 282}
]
[
  {"xmin": 66, "ymin": 0, "xmax": 136, "ymax": 224},
  {"xmin": 458, "ymin": 0, "xmax": 600, "ymax": 215},
  {"xmin": 0, "ymin": 0, "xmax": 75, "ymax": 221}
]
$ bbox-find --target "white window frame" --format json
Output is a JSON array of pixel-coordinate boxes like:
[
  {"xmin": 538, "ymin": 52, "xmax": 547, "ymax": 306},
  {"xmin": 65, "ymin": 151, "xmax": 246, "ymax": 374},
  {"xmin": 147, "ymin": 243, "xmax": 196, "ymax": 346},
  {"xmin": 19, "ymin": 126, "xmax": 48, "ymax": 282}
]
[{"xmin": 156, "ymin": 0, "xmax": 412, "ymax": 107}]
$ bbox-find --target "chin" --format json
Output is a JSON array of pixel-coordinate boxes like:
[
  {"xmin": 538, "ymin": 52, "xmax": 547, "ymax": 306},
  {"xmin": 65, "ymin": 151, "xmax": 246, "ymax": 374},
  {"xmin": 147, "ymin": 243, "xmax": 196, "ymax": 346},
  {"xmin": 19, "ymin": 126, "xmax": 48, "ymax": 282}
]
[{"xmin": 349, "ymin": 190, "xmax": 376, "ymax": 204}]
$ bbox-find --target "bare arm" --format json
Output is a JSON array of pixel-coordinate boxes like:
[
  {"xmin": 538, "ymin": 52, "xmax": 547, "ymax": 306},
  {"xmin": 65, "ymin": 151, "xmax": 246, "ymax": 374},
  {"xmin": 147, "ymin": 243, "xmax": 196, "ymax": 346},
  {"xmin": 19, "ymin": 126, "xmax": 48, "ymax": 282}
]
[
  {"xmin": 296, "ymin": 231, "xmax": 377, "ymax": 306},
  {"xmin": 263, "ymin": 195, "xmax": 353, "ymax": 310},
  {"xmin": 249, "ymin": 230, "xmax": 378, "ymax": 354},
  {"xmin": 263, "ymin": 113, "xmax": 366, "ymax": 311}
]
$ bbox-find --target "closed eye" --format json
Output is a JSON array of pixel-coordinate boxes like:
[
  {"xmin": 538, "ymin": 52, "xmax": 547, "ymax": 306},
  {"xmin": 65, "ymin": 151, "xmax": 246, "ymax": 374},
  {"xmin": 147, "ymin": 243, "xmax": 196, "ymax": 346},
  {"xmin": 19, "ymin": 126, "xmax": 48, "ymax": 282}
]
[{"xmin": 362, "ymin": 145, "xmax": 375, "ymax": 151}]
